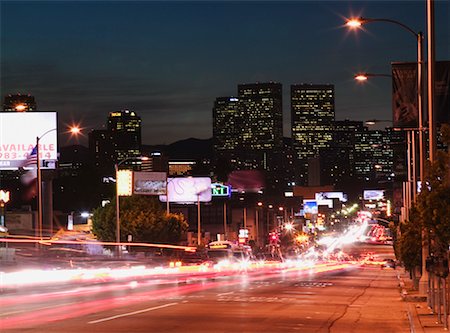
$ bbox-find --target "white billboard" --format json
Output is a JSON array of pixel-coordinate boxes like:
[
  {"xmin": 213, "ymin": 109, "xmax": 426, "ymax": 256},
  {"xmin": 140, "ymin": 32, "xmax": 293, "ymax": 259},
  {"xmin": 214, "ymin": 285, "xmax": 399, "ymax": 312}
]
[
  {"xmin": 0, "ymin": 112, "xmax": 58, "ymax": 170},
  {"xmin": 363, "ymin": 190, "xmax": 385, "ymax": 201},
  {"xmin": 133, "ymin": 172, "xmax": 167, "ymax": 195},
  {"xmin": 315, "ymin": 191, "xmax": 348, "ymax": 203},
  {"xmin": 159, "ymin": 177, "xmax": 212, "ymax": 203}
]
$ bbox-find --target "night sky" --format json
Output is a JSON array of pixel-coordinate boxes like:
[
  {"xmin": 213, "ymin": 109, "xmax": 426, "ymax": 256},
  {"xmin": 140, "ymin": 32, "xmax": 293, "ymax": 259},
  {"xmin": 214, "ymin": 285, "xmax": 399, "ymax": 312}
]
[{"xmin": 1, "ymin": 1, "xmax": 449, "ymax": 146}]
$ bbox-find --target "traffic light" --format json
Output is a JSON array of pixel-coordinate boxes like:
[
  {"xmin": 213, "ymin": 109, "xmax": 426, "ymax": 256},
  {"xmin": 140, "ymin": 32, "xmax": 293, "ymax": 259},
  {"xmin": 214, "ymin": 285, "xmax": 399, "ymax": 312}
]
[{"xmin": 269, "ymin": 232, "xmax": 279, "ymax": 243}]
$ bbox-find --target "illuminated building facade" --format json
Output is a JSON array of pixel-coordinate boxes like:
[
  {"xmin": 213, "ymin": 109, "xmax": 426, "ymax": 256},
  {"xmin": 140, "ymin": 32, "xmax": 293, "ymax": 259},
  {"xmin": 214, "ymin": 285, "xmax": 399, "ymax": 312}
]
[
  {"xmin": 238, "ymin": 82, "xmax": 283, "ymax": 153},
  {"xmin": 3, "ymin": 93, "xmax": 37, "ymax": 111},
  {"xmin": 88, "ymin": 129, "xmax": 114, "ymax": 171},
  {"xmin": 212, "ymin": 82, "xmax": 285, "ymax": 194},
  {"xmin": 321, "ymin": 120, "xmax": 365, "ymax": 186},
  {"xmin": 212, "ymin": 97, "xmax": 241, "ymax": 160},
  {"xmin": 354, "ymin": 128, "xmax": 394, "ymax": 184},
  {"xmin": 291, "ymin": 84, "xmax": 335, "ymax": 185},
  {"xmin": 107, "ymin": 109, "xmax": 142, "ymax": 164}
]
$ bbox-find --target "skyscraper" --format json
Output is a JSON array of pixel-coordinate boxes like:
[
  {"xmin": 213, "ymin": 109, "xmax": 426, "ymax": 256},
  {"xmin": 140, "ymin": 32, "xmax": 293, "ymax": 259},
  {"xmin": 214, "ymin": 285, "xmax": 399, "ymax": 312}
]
[
  {"xmin": 213, "ymin": 82, "xmax": 285, "ymax": 194},
  {"xmin": 107, "ymin": 109, "xmax": 142, "ymax": 164},
  {"xmin": 238, "ymin": 82, "xmax": 283, "ymax": 153},
  {"xmin": 291, "ymin": 84, "xmax": 335, "ymax": 185},
  {"xmin": 88, "ymin": 129, "xmax": 114, "ymax": 171},
  {"xmin": 354, "ymin": 128, "xmax": 394, "ymax": 184},
  {"xmin": 3, "ymin": 93, "xmax": 37, "ymax": 111},
  {"xmin": 212, "ymin": 97, "xmax": 241, "ymax": 160}
]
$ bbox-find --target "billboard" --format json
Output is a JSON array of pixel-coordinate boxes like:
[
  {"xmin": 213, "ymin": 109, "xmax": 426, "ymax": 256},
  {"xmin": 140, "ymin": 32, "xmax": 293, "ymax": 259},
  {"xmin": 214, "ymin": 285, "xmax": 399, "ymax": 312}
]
[
  {"xmin": 363, "ymin": 190, "xmax": 385, "ymax": 201},
  {"xmin": 0, "ymin": 112, "xmax": 57, "ymax": 170},
  {"xmin": 303, "ymin": 200, "xmax": 318, "ymax": 215},
  {"xmin": 133, "ymin": 172, "xmax": 167, "ymax": 195},
  {"xmin": 392, "ymin": 62, "xmax": 418, "ymax": 128},
  {"xmin": 228, "ymin": 170, "xmax": 265, "ymax": 193},
  {"xmin": 159, "ymin": 177, "xmax": 212, "ymax": 203},
  {"xmin": 315, "ymin": 191, "xmax": 347, "ymax": 203},
  {"xmin": 435, "ymin": 61, "xmax": 450, "ymax": 124}
]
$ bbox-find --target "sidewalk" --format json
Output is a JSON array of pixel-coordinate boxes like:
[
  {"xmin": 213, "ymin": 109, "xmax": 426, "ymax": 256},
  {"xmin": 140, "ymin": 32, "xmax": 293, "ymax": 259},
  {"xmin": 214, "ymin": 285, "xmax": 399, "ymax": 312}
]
[{"xmin": 398, "ymin": 271, "xmax": 447, "ymax": 333}]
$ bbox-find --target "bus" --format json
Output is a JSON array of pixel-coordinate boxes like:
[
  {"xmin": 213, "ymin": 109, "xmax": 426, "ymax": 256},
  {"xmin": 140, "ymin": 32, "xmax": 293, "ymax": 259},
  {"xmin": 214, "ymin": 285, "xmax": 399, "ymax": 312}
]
[{"xmin": 206, "ymin": 241, "xmax": 252, "ymax": 264}]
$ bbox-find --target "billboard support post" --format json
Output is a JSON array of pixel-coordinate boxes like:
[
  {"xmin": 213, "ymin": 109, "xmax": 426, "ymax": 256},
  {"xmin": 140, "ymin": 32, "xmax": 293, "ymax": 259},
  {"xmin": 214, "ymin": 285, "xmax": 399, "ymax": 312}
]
[{"xmin": 115, "ymin": 157, "xmax": 147, "ymax": 257}]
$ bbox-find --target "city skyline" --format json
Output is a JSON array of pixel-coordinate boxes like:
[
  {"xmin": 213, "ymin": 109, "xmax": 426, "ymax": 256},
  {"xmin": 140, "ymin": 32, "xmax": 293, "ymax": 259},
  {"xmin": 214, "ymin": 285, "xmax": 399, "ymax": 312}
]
[{"xmin": 1, "ymin": 1, "xmax": 449, "ymax": 145}]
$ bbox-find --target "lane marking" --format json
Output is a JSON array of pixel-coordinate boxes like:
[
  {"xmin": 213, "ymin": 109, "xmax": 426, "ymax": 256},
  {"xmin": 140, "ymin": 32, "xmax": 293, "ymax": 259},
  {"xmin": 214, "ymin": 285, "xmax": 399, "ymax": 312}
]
[
  {"xmin": 88, "ymin": 302, "xmax": 178, "ymax": 324},
  {"xmin": 217, "ymin": 292, "xmax": 234, "ymax": 296}
]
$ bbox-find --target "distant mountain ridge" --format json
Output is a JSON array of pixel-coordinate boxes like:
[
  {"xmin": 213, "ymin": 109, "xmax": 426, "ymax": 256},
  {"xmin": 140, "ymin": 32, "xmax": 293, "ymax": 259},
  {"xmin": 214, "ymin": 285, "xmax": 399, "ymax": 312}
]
[{"xmin": 142, "ymin": 137, "xmax": 213, "ymax": 160}]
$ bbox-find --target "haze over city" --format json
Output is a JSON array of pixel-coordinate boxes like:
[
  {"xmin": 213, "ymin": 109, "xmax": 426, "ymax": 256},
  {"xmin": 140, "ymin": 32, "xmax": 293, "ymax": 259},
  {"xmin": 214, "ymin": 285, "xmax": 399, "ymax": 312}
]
[{"xmin": 2, "ymin": 0, "xmax": 449, "ymax": 145}]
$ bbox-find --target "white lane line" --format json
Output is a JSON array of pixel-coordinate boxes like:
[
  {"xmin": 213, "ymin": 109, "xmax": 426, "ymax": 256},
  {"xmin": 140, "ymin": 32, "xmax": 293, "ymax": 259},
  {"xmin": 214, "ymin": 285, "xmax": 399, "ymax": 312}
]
[
  {"xmin": 217, "ymin": 292, "xmax": 234, "ymax": 296},
  {"xmin": 88, "ymin": 302, "xmax": 178, "ymax": 324}
]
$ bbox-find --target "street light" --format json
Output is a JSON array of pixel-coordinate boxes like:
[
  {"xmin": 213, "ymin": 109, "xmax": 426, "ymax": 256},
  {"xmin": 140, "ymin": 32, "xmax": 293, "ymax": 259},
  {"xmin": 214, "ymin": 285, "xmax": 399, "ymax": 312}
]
[
  {"xmin": 346, "ymin": 17, "xmax": 424, "ymax": 185},
  {"xmin": 36, "ymin": 128, "xmax": 58, "ymax": 242},
  {"xmin": 354, "ymin": 73, "xmax": 392, "ymax": 82},
  {"xmin": 346, "ymin": 16, "xmax": 428, "ymax": 295},
  {"xmin": 115, "ymin": 156, "xmax": 148, "ymax": 257}
]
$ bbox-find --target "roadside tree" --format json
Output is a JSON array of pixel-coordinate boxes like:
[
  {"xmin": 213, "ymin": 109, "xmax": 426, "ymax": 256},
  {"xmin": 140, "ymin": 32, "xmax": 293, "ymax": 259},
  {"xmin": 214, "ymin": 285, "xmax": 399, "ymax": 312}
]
[{"xmin": 92, "ymin": 195, "xmax": 188, "ymax": 244}]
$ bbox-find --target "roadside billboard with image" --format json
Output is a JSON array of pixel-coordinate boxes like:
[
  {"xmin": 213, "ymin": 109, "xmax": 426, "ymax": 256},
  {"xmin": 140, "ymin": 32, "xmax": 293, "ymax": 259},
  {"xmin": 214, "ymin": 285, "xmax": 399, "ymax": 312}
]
[
  {"xmin": 159, "ymin": 177, "xmax": 212, "ymax": 203},
  {"xmin": 133, "ymin": 172, "xmax": 167, "ymax": 195}
]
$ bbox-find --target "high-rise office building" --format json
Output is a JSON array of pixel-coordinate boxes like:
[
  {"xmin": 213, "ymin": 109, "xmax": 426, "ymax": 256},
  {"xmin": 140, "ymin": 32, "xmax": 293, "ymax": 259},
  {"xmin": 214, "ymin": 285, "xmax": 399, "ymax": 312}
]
[
  {"xmin": 212, "ymin": 83, "xmax": 285, "ymax": 194},
  {"xmin": 3, "ymin": 93, "xmax": 37, "ymax": 111},
  {"xmin": 238, "ymin": 82, "xmax": 283, "ymax": 153},
  {"xmin": 291, "ymin": 84, "xmax": 335, "ymax": 185},
  {"xmin": 88, "ymin": 129, "xmax": 114, "ymax": 171},
  {"xmin": 354, "ymin": 128, "xmax": 394, "ymax": 184},
  {"xmin": 107, "ymin": 109, "xmax": 142, "ymax": 164},
  {"xmin": 212, "ymin": 97, "xmax": 242, "ymax": 159}
]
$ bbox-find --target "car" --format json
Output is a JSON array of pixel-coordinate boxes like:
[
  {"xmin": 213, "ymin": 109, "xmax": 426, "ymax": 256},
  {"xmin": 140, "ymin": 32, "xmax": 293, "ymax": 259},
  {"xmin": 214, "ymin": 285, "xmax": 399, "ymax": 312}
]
[{"xmin": 382, "ymin": 258, "xmax": 396, "ymax": 269}]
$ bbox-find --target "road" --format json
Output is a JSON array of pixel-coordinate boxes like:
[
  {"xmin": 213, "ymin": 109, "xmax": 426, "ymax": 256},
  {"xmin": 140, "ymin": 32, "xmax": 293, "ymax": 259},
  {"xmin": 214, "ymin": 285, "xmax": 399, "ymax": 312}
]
[{"xmin": 1, "ymin": 244, "xmax": 410, "ymax": 333}]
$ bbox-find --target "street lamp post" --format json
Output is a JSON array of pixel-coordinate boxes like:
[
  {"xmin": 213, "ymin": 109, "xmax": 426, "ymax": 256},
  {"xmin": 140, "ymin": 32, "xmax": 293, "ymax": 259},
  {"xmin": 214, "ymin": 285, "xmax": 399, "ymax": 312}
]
[
  {"xmin": 36, "ymin": 128, "xmax": 57, "ymax": 242},
  {"xmin": 115, "ymin": 156, "xmax": 147, "ymax": 257},
  {"xmin": 346, "ymin": 17, "xmax": 424, "ymax": 186},
  {"xmin": 347, "ymin": 16, "xmax": 428, "ymax": 295}
]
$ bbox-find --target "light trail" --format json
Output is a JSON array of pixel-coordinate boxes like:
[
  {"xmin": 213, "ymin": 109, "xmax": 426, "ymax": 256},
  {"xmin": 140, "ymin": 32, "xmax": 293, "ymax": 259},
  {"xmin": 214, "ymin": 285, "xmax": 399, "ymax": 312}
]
[
  {"xmin": 0, "ymin": 261, "xmax": 354, "ymax": 330},
  {"xmin": 0, "ymin": 237, "xmax": 196, "ymax": 252}
]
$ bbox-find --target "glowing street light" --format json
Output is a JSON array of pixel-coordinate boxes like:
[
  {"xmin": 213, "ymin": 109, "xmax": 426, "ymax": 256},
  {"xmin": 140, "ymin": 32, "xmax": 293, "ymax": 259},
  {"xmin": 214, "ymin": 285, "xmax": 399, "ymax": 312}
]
[
  {"xmin": 346, "ymin": 16, "xmax": 425, "ymax": 184},
  {"xmin": 69, "ymin": 126, "xmax": 81, "ymax": 135},
  {"xmin": 284, "ymin": 222, "xmax": 294, "ymax": 232},
  {"xmin": 15, "ymin": 104, "xmax": 26, "ymax": 112},
  {"xmin": 346, "ymin": 15, "xmax": 432, "ymax": 295},
  {"xmin": 346, "ymin": 19, "xmax": 362, "ymax": 28},
  {"xmin": 354, "ymin": 73, "xmax": 392, "ymax": 82}
]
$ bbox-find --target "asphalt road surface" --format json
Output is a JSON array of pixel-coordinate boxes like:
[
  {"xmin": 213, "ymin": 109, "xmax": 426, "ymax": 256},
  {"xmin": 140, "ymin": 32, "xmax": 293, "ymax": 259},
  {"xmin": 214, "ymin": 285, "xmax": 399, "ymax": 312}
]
[{"xmin": 1, "ymin": 244, "xmax": 410, "ymax": 333}]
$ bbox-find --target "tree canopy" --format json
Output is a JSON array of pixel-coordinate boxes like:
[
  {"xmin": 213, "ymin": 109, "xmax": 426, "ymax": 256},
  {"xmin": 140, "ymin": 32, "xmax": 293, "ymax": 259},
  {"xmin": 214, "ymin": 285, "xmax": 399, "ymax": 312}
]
[
  {"xmin": 397, "ymin": 124, "xmax": 450, "ymax": 272},
  {"xmin": 92, "ymin": 195, "xmax": 188, "ymax": 244}
]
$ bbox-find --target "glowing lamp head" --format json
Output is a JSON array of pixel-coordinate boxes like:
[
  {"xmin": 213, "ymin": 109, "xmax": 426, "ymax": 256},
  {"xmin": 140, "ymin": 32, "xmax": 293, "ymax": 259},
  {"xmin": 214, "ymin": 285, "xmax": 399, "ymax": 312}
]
[
  {"xmin": 346, "ymin": 18, "xmax": 363, "ymax": 28},
  {"xmin": 15, "ymin": 104, "xmax": 26, "ymax": 111},
  {"xmin": 284, "ymin": 222, "xmax": 294, "ymax": 231},
  {"xmin": 354, "ymin": 74, "xmax": 369, "ymax": 81},
  {"xmin": 70, "ymin": 126, "xmax": 81, "ymax": 135}
]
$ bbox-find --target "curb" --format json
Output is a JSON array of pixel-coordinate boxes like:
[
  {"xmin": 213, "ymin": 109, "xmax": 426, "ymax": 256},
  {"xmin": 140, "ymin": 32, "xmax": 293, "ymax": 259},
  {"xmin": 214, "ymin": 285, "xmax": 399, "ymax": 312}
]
[
  {"xmin": 397, "ymin": 273, "xmax": 426, "ymax": 333},
  {"xmin": 407, "ymin": 302, "xmax": 426, "ymax": 333}
]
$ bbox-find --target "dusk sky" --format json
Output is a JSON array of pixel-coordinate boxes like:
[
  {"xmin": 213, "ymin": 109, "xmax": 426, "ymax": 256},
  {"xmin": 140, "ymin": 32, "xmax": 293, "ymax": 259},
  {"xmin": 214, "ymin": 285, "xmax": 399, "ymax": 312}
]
[{"xmin": 1, "ymin": 1, "xmax": 449, "ymax": 146}]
